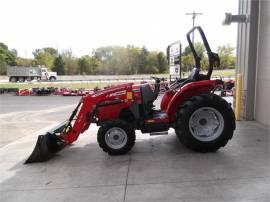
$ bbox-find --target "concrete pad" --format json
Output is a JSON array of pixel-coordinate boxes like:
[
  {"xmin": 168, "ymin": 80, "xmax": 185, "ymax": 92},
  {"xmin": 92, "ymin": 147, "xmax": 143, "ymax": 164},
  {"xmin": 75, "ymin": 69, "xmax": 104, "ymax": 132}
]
[
  {"xmin": 0, "ymin": 105, "xmax": 77, "ymax": 147},
  {"xmin": 0, "ymin": 185, "xmax": 124, "ymax": 202},
  {"xmin": 0, "ymin": 129, "xmax": 129, "ymax": 191},
  {"xmin": 125, "ymin": 177, "xmax": 270, "ymax": 202},
  {"xmin": 127, "ymin": 125, "xmax": 270, "ymax": 185},
  {"xmin": 0, "ymin": 96, "xmax": 269, "ymax": 202}
]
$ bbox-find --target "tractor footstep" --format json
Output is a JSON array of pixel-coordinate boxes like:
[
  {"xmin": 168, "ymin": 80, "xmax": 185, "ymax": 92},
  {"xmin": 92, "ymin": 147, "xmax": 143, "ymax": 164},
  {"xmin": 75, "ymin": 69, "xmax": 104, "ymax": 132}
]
[{"xmin": 150, "ymin": 131, "xmax": 168, "ymax": 136}]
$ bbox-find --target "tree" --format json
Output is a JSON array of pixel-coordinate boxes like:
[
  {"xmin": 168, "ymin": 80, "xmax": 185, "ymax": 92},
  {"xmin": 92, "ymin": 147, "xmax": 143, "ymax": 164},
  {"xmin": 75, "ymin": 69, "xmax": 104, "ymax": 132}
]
[
  {"xmin": 52, "ymin": 55, "xmax": 65, "ymax": 75},
  {"xmin": 126, "ymin": 45, "xmax": 140, "ymax": 75},
  {"xmin": 16, "ymin": 57, "xmax": 36, "ymax": 66},
  {"xmin": 0, "ymin": 42, "xmax": 17, "ymax": 75},
  {"xmin": 0, "ymin": 43, "xmax": 8, "ymax": 50},
  {"xmin": 43, "ymin": 47, "xmax": 58, "ymax": 56},
  {"xmin": 92, "ymin": 46, "xmax": 168, "ymax": 75},
  {"xmin": 183, "ymin": 42, "xmax": 205, "ymax": 58},
  {"xmin": 137, "ymin": 46, "xmax": 149, "ymax": 74},
  {"xmin": 156, "ymin": 52, "xmax": 168, "ymax": 73},
  {"xmin": 182, "ymin": 42, "xmax": 207, "ymax": 71},
  {"xmin": 181, "ymin": 54, "xmax": 193, "ymax": 72},
  {"xmin": 0, "ymin": 42, "xmax": 17, "ymax": 66},
  {"xmin": 62, "ymin": 50, "xmax": 79, "ymax": 75},
  {"xmin": 217, "ymin": 45, "xmax": 236, "ymax": 69},
  {"xmin": 33, "ymin": 48, "xmax": 58, "ymax": 69},
  {"xmin": 0, "ymin": 59, "xmax": 7, "ymax": 75},
  {"xmin": 93, "ymin": 46, "xmax": 114, "ymax": 61},
  {"xmin": 78, "ymin": 55, "xmax": 100, "ymax": 75},
  {"xmin": 145, "ymin": 51, "xmax": 159, "ymax": 74},
  {"xmin": 2, "ymin": 42, "xmax": 226, "ymax": 75},
  {"xmin": 104, "ymin": 47, "xmax": 126, "ymax": 74}
]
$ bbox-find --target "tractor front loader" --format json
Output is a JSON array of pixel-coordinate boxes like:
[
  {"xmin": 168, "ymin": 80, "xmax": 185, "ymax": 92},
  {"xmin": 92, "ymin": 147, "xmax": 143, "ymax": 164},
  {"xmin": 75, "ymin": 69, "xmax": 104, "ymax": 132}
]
[{"xmin": 25, "ymin": 26, "xmax": 235, "ymax": 163}]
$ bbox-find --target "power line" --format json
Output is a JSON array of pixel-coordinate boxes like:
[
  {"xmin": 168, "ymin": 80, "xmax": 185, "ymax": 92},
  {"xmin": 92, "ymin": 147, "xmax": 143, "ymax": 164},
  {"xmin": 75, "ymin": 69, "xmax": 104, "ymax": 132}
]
[{"xmin": 186, "ymin": 11, "xmax": 203, "ymax": 44}]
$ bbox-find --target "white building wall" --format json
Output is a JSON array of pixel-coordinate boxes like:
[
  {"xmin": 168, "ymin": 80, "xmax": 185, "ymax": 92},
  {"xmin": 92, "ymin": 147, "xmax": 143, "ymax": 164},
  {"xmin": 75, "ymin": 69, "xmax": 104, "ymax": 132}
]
[
  {"xmin": 254, "ymin": 0, "xmax": 270, "ymax": 126},
  {"xmin": 237, "ymin": 0, "xmax": 259, "ymax": 120}
]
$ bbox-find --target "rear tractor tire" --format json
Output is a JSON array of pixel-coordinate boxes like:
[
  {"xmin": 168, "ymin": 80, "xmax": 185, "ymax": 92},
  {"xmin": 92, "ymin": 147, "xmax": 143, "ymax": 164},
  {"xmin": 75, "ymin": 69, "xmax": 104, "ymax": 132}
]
[
  {"xmin": 97, "ymin": 120, "xmax": 136, "ymax": 155},
  {"xmin": 175, "ymin": 94, "xmax": 235, "ymax": 152}
]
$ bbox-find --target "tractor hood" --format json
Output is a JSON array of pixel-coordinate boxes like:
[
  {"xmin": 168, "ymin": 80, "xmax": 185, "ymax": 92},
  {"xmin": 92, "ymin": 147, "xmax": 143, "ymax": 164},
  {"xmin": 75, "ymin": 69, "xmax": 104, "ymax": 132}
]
[{"xmin": 92, "ymin": 83, "xmax": 134, "ymax": 98}]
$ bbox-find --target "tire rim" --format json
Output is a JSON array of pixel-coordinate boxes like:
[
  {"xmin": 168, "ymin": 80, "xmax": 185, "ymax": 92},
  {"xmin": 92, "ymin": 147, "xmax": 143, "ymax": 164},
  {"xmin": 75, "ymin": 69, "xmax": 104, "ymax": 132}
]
[
  {"xmin": 188, "ymin": 107, "xmax": 224, "ymax": 142},
  {"xmin": 105, "ymin": 127, "xmax": 128, "ymax": 149}
]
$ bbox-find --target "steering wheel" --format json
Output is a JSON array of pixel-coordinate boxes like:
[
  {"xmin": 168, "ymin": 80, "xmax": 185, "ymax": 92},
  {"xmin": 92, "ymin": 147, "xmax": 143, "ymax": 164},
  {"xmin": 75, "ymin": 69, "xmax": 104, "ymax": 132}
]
[
  {"xmin": 150, "ymin": 76, "xmax": 166, "ymax": 83},
  {"xmin": 150, "ymin": 76, "xmax": 167, "ymax": 98}
]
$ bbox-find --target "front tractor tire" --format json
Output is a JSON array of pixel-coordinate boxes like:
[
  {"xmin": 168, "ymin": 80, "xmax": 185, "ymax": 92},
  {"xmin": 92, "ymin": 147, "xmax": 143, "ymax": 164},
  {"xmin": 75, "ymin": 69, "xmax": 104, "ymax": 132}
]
[
  {"xmin": 97, "ymin": 120, "xmax": 136, "ymax": 155},
  {"xmin": 175, "ymin": 94, "xmax": 235, "ymax": 152}
]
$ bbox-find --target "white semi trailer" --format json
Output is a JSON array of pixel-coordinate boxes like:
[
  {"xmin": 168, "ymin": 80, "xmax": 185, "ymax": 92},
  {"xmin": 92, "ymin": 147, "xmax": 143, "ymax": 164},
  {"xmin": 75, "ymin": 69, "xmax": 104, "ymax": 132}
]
[{"xmin": 7, "ymin": 66, "xmax": 57, "ymax": 82}]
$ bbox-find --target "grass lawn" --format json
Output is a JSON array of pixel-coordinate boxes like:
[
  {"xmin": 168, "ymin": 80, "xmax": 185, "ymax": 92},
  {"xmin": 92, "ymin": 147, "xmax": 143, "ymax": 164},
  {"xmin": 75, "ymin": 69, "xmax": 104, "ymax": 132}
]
[
  {"xmin": 210, "ymin": 69, "xmax": 235, "ymax": 78},
  {"xmin": 0, "ymin": 82, "xmax": 112, "ymax": 90},
  {"xmin": 149, "ymin": 69, "xmax": 235, "ymax": 79},
  {"xmin": 0, "ymin": 69, "xmax": 235, "ymax": 89}
]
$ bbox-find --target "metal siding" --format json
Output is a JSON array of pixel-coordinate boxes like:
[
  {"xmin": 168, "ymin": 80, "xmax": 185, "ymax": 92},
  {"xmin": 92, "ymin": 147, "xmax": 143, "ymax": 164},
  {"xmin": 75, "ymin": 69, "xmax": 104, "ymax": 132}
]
[
  {"xmin": 236, "ymin": 0, "xmax": 259, "ymax": 120},
  {"xmin": 254, "ymin": 0, "xmax": 270, "ymax": 126}
]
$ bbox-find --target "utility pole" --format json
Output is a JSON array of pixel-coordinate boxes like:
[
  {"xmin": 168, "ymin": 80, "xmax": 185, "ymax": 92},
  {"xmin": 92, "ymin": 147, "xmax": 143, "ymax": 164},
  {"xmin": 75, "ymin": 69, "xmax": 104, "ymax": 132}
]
[{"xmin": 186, "ymin": 11, "xmax": 203, "ymax": 44}]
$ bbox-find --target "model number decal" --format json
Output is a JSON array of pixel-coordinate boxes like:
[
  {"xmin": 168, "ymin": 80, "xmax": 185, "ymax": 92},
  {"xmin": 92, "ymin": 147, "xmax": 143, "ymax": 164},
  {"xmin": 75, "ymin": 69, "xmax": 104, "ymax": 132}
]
[{"xmin": 108, "ymin": 90, "xmax": 127, "ymax": 97}]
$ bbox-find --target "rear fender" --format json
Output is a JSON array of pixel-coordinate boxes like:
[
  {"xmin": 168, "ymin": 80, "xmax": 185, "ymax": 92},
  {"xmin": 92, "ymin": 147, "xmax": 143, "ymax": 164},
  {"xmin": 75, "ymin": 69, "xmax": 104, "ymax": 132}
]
[
  {"xmin": 166, "ymin": 80, "xmax": 222, "ymax": 121},
  {"xmin": 160, "ymin": 90, "xmax": 175, "ymax": 111}
]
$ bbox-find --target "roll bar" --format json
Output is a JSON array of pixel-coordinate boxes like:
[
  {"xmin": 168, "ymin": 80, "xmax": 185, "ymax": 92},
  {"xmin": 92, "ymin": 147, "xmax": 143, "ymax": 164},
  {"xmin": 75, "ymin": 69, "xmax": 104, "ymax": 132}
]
[{"xmin": 186, "ymin": 26, "xmax": 220, "ymax": 79}]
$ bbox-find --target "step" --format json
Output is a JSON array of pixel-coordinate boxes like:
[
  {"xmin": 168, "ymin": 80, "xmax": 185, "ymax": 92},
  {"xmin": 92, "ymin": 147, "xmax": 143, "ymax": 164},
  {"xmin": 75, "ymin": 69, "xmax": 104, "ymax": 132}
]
[{"xmin": 149, "ymin": 131, "xmax": 168, "ymax": 136}]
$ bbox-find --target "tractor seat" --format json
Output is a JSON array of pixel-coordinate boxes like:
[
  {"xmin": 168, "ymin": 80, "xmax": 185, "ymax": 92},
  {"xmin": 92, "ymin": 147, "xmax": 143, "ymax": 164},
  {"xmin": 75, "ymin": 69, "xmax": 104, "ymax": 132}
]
[{"xmin": 141, "ymin": 84, "xmax": 157, "ymax": 117}]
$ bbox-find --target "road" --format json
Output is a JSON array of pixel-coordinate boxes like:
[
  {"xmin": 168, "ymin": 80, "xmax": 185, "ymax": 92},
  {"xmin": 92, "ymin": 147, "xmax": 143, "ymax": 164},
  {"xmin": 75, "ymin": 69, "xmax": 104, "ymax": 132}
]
[
  {"xmin": 0, "ymin": 95, "xmax": 80, "ymax": 147},
  {"xmin": 0, "ymin": 71, "xmax": 236, "ymax": 83},
  {"xmin": 0, "ymin": 94, "xmax": 80, "ymax": 114}
]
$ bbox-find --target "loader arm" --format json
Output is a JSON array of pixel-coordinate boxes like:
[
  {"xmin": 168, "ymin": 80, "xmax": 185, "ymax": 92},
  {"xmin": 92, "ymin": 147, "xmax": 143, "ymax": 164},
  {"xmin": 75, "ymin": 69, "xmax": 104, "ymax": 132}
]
[
  {"xmin": 61, "ymin": 96, "xmax": 126, "ymax": 144},
  {"xmin": 25, "ymin": 96, "xmax": 95, "ymax": 164},
  {"xmin": 25, "ymin": 84, "xmax": 135, "ymax": 163},
  {"xmin": 62, "ymin": 97, "xmax": 92, "ymax": 144}
]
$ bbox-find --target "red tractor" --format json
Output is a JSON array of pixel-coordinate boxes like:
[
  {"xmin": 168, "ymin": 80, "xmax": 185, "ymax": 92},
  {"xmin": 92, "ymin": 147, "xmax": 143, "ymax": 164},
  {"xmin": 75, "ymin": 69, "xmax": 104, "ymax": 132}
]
[{"xmin": 26, "ymin": 26, "xmax": 235, "ymax": 163}]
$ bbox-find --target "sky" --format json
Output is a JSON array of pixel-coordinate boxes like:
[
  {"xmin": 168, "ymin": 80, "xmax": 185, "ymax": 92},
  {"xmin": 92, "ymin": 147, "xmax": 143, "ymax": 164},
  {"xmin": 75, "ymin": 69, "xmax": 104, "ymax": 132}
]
[{"xmin": 0, "ymin": 0, "xmax": 238, "ymax": 58}]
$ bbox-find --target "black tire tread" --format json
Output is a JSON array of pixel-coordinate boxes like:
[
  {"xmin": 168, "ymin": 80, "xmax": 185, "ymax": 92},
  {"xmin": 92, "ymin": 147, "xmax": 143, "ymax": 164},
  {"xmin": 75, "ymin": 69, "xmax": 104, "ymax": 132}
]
[
  {"xmin": 175, "ymin": 94, "xmax": 235, "ymax": 152},
  {"xmin": 97, "ymin": 120, "xmax": 136, "ymax": 155}
]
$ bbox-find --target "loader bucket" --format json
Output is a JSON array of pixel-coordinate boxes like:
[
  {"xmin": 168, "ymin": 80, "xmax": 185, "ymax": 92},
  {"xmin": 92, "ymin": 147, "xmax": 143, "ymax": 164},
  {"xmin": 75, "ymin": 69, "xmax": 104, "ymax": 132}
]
[
  {"xmin": 25, "ymin": 100, "xmax": 82, "ymax": 164},
  {"xmin": 25, "ymin": 132, "xmax": 65, "ymax": 164}
]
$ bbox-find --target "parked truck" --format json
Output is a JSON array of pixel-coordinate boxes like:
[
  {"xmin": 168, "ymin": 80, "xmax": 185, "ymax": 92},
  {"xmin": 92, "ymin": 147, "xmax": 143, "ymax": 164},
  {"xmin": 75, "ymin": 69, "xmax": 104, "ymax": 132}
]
[{"xmin": 7, "ymin": 66, "xmax": 57, "ymax": 82}]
